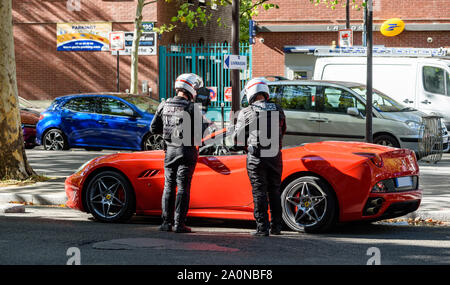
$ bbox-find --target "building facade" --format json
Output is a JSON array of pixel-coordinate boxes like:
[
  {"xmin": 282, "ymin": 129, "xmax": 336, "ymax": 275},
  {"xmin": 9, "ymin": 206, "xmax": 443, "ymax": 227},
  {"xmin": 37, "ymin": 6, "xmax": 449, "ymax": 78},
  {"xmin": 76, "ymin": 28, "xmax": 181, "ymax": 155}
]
[
  {"xmin": 12, "ymin": 0, "xmax": 231, "ymax": 100},
  {"xmin": 252, "ymin": 0, "xmax": 450, "ymax": 79}
]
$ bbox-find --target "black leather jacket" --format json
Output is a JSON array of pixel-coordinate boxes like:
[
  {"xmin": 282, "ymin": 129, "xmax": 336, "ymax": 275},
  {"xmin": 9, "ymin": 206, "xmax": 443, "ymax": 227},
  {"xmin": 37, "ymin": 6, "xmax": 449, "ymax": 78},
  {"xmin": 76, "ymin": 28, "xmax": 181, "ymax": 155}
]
[{"xmin": 232, "ymin": 100, "xmax": 286, "ymax": 154}]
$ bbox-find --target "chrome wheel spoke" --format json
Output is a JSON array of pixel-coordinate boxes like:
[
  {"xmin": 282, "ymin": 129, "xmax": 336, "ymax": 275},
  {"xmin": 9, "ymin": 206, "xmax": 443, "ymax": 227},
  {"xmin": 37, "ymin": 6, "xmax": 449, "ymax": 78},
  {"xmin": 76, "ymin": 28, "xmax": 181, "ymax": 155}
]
[
  {"xmin": 89, "ymin": 175, "xmax": 126, "ymax": 220},
  {"xmin": 284, "ymin": 180, "xmax": 328, "ymax": 228},
  {"xmin": 286, "ymin": 196, "xmax": 301, "ymax": 207}
]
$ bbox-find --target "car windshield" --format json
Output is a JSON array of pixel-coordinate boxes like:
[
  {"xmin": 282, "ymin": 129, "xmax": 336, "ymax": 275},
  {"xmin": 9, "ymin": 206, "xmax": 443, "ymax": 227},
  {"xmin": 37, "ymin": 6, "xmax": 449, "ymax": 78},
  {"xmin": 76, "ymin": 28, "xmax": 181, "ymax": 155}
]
[
  {"xmin": 351, "ymin": 86, "xmax": 409, "ymax": 112},
  {"xmin": 121, "ymin": 95, "xmax": 160, "ymax": 114}
]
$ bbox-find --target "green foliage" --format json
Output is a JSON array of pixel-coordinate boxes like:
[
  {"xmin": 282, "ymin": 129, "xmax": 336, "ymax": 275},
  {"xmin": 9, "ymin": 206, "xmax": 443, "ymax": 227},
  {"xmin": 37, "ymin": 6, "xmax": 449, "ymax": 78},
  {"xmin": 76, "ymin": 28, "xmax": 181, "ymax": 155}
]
[
  {"xmin": 152, "ymin": 0, "xmax": 279, "ymax": 43},
  {"xmin": 309, "ymin": 0, "xmax": 366, "ymax": 10}
]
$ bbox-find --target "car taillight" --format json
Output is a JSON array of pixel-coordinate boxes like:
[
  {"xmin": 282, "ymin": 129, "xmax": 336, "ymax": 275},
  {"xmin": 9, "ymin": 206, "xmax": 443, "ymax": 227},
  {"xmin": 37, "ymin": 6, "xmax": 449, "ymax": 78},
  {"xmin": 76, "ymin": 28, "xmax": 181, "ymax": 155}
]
[
  {"xmin": 353, "ymin": 152, "xmax": 384, "ymax": 168},
  {"xmin": 39, "ymin": 114, "xmax": 45, "ymax": 120}
]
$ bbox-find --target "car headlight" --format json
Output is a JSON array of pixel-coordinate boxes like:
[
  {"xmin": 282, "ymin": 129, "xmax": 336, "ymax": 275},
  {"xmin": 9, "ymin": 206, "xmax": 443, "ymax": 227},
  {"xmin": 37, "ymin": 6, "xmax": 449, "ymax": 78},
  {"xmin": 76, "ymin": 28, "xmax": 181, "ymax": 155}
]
[
  {"xmin": 405, "ymin": 120, "xmax": 421, "ymax": 130},
  {"xmin": 76, "ymin": 158, "xmax": 96, "ymax": 173},
  {"xmin": 441, "ymin": 118, "xmax": 448, "ymax": 132}
]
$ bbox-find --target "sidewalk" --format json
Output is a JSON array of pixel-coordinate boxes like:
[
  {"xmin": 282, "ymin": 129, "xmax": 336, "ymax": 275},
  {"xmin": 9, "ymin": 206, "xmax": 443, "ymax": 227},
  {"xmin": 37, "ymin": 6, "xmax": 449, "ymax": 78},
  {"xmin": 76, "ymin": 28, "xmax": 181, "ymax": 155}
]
[{"xmin": 1, "ymin": 154, "xmax": 449, "ymax": 222}]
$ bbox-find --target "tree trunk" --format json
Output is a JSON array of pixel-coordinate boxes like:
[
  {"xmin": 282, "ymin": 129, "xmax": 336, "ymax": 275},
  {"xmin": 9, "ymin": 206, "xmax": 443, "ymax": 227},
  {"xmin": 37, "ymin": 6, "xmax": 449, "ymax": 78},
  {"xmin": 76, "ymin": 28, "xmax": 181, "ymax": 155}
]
[
  {"xmin": 0, "ymin": 0, "xmax": 35, "ymax": 180},
  {"xmin": 130, "ymin": 0, "xmax": 145, "ymax": 94}
]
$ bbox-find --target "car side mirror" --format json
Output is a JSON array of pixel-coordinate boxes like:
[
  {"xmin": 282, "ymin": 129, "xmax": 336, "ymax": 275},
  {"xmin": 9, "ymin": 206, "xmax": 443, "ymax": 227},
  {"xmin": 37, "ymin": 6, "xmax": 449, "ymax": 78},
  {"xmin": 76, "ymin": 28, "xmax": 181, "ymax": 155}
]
[
  {"xmin": 123, "ymin": 109, "xmax": 138, "ymax": 117},
  {"xmin": 347, "ymin": 107, "xmax": 360, "ymax": 117}
]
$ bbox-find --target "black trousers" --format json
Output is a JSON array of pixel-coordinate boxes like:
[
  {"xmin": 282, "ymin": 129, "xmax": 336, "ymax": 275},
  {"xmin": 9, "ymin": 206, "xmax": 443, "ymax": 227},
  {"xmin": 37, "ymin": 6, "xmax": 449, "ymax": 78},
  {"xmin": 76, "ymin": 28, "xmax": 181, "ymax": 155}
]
[
  {"xmin": 246, "ymin": 152, "xmax": 283, "ymax": 231},
  {"xmin": 161, "ymin": 146, "xmax": 198, "ymax": 227}
]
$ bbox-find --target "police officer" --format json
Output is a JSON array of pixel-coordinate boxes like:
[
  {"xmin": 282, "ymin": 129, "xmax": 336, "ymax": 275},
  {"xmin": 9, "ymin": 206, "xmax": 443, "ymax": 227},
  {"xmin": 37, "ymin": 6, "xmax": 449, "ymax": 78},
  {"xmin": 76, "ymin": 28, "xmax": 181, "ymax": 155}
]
[
  {"xmin": 233, "ymin": 78, "xmax": 286, "ymax": 236},
  {"xmin": 150, "ymin": 73, "xmax": 204, "ymax": 233}
]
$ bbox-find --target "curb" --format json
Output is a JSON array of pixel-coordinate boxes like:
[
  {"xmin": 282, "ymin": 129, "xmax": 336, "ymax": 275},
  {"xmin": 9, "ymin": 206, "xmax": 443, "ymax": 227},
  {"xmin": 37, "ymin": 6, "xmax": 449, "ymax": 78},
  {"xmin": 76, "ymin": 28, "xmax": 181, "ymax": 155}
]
[{"xmin": 406, "ymin": 210, "xmax": 450, "ymax": 223}]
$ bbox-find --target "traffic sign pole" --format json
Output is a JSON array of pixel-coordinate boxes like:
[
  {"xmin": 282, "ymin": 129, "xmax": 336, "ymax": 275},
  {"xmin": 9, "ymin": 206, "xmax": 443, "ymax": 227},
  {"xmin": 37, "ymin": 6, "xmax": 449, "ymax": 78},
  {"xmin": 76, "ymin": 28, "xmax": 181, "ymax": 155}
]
[
  {"xmin": 116, "ymin": 53, "xmax": 120, "ymax": 92},
  {"xmin": 231, "ymin": 0, "xmax": 240, "ymax": 123}
]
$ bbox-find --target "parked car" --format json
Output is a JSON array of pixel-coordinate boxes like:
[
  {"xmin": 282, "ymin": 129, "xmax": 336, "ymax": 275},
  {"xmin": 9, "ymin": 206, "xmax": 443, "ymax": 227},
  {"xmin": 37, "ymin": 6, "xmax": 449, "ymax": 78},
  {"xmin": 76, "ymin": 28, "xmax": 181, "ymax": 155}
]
[
  {"xmin": 20, "ymin": 107, "xmax": 40, "ymax": 149},
  {"xmin": 36, "ymin": 93, "xmax": 163, "ymax": 151},
  {"xmin": 313, "ymin": 56, "xmax": 450, "ymax": 130},
  {"xmin": 66, "ymin": 127, "xmax": 422, "ymax": 233},
  {"xmin": 241, "ymin": 80, "xmax": 449, "ymax": 158}
]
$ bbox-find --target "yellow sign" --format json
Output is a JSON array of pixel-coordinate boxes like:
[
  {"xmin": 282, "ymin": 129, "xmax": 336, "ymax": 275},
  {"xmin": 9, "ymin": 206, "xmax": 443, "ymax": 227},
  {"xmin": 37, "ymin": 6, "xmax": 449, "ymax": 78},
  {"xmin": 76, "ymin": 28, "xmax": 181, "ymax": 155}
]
[
  {"xmin": 380, "ymin": 18, "xmax": 405, "ymax": 37},
  {"xmin": 57, "ymin": 22, "xmax": 111, "ymax": 51}
]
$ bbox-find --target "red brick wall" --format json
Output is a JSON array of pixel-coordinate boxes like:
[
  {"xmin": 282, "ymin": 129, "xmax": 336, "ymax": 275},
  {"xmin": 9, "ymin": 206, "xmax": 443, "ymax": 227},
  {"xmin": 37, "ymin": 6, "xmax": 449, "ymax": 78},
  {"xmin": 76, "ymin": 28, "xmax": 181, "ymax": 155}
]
[
  {"xmin": 12, "ymin": 0, "xmax": 231, "ymax": 100},
  {"xmin": 252, "ymin": 0, "xmax": 450, "ymax": 78},
  {"xmin": 255, "ymin": 0, "xmax": 450, "ymax": 23}
]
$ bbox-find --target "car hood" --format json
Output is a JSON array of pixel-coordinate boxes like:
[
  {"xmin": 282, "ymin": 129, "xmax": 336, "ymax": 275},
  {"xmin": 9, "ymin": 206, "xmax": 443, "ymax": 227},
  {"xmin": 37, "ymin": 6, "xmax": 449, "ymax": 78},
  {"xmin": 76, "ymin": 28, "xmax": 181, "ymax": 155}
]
[{"xmin": 378, "ymin": 109, "xmax": 425, "ymax": 123}]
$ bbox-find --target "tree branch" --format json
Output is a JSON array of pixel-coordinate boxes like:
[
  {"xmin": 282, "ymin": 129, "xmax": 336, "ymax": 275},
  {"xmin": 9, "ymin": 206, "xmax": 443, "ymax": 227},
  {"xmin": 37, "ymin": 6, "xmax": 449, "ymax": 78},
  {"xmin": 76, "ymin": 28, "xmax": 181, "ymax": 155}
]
[
  {"xmin": 143, "ymin": 0, "xmax": 158, "ymax": 7},
  {"xmin": 240, "ymin": 0, "xmax": 271, "ymax": 17}
]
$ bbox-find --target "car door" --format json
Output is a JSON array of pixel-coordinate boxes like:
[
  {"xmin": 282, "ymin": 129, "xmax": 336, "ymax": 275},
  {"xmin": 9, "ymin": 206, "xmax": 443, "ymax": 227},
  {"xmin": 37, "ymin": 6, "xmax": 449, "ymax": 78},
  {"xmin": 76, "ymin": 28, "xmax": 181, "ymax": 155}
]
[
  {"xmin": 189, "ymin": 132, "xmax": 253, "ymax": 209},
  {"xmin": 317, "ymin": 86, "xmax": 366, "ymax": 142},
  {"xmin": 97, "ymin": 97, "xmax": 143, "ymax": 149},
  {"xmin": 278, "ymin": 84, "xmax": 322, "ymax": 147},
  {"xmin": 60, "ymin": 96, "xmax": 101, "ymax": 146},
  {"xmin": 419, "ymin": 64, "xmax": 450, "ymax": 124}
]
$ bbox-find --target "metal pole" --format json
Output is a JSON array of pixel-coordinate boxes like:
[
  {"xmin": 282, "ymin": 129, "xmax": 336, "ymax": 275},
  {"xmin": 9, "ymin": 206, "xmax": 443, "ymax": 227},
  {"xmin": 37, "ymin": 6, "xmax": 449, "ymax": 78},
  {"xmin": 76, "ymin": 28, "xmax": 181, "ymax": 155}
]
[
  {"xmin": 362, "ymin": 2, "xmax": 367, "ymax": 47},
  {"xmin": 346, "ymin": 0, "xmax": 350, "ymax": 29},
  {"xmin": 365, "ymin": 0, "xmax": 373, "ymax": 143},
  {"xmin": 116, "ymin": 53, "xmax": 120, "ymax": 92},
  {"xmin": 231, "ymin": 0, "xmax": 240, "ymax": 124}
]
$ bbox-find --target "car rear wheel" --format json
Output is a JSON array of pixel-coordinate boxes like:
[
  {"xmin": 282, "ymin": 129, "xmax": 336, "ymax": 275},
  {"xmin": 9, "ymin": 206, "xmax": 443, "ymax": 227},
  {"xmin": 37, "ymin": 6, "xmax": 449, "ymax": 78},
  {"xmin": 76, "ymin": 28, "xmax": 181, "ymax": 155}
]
[
  {"xmin": 43, "ymin": 129, "xmax": 69, "ymax": 151},
  {"xmin": 85, "ymin": 171, "xmax": 135, "ymax": 223},
  {"xmin": 142, "ymin": 133, "xmax": 164, "ymax": 151},
  {"xmin": 281, "ymin": 176, "xmax": 337, "ymax": 233}
]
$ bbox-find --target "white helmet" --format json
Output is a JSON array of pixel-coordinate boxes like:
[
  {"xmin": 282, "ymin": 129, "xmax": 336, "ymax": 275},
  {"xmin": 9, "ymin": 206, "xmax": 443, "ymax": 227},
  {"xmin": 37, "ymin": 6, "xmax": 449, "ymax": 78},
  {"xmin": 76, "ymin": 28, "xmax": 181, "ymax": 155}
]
[
  {"xmin": 174, "ymin": 73, "xmax": 203, "ymax": 99},
  {"xmin": 245, "ymin": 78, "xmax": 270, "ymax": 104}
]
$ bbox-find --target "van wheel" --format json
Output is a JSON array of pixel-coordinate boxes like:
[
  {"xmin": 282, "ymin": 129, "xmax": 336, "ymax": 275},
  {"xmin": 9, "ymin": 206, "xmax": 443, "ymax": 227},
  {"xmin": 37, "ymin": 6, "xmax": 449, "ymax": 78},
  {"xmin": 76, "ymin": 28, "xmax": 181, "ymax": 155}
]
[{"xmin": 373, "ymin": 134, "xmax": 399, "ymax": 148}]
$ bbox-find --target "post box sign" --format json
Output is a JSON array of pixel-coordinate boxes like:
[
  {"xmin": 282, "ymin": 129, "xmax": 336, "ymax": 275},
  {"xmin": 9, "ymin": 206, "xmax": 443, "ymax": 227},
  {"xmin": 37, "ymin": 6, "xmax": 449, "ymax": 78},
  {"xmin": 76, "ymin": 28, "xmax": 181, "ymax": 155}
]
[
  {"xmin": 57, "ymin": 22, "xmax": 112, "ymax": 51},
  {"xmin": 380, "ymin": 18, "xmax": 405, "ymax": 37}
]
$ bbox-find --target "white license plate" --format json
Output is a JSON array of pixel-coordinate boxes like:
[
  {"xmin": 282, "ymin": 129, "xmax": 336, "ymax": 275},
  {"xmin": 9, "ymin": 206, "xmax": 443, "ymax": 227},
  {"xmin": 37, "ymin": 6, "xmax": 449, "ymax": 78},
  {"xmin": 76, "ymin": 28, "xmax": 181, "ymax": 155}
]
[{"xmin": 395, "ymin": 176, "xmax": 413, "ymax": 188}]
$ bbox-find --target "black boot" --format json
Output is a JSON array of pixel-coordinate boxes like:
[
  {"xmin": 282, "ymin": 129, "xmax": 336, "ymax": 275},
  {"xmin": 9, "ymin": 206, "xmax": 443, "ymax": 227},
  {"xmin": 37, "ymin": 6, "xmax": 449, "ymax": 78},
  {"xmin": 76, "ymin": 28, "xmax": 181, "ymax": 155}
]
[
  {"xmin": 174, "ymin": 224, "xmax": 192, "ymax": 233},
  {"xmin": 159, "ymin": 222, "xmax": 172, "ymax": 232}
]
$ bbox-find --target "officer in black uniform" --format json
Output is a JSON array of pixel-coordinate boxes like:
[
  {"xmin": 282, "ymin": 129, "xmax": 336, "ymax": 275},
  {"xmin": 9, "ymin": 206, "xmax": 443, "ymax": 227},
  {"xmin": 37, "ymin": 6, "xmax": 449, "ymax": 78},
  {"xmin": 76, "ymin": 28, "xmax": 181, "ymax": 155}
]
[
  {"xmin": 150, "ymin": 73, "xmax": 204, "ymax": 233},
  {"xmin": 233, "ymin": 78, "xmax": 286, "ymax": 236}
]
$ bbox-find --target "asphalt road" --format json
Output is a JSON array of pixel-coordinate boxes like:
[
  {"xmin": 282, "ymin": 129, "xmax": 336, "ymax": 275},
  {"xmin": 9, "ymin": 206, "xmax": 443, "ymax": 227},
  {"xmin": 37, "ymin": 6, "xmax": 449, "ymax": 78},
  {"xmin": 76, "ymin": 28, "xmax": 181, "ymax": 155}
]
[
  {"xmin": 1, "ymin": 147, "xmax": 448, "ymax": 267},
  {"xmin": 1, "ymin": 206, "xmax": 450, "ymax": 265}
]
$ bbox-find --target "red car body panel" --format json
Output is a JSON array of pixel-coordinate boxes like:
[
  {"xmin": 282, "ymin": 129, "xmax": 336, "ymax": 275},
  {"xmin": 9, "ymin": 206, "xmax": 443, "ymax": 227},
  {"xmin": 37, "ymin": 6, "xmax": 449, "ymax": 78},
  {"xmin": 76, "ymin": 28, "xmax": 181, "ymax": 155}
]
[{"xmin": 65, "ymin": 141, "xmax": 422, "ymax": 223}]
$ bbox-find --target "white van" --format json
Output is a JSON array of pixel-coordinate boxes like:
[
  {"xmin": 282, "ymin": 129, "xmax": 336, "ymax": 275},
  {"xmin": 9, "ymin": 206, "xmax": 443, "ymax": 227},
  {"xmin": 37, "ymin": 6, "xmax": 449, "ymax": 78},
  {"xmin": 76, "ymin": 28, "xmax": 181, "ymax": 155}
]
[{"xmin": 313, "ymin": 56, "xmax": 450, "ymax": 129}]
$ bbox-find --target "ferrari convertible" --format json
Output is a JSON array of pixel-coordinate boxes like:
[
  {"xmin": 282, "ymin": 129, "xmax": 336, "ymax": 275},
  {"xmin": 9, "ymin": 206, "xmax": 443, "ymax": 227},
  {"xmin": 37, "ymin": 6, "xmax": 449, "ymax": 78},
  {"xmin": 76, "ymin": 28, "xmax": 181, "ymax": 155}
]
[{"xmin": 65, "ymin": 128, "xmax": 422, "ymax": 233}]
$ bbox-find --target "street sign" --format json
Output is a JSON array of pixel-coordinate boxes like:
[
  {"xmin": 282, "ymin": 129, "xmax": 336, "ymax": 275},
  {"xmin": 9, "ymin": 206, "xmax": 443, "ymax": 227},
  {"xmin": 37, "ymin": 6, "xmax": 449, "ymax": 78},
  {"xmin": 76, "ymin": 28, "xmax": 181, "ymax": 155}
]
[
  {"xmin": 142, "ymin": 22, "xmax": 154, "ymax": 32},
  {"xmin": 111, "ymin": 32, "xmax": 157, "ymax": 56},
  {"xmin": 207, "ymin": 87, "xmax": 218, "ymax": 102},
  {"xmin": 224, "ymin": 55, "xmax": 247, "ymax": 70},
  {"xmin": 249, "ymin": 20, "xmax": 256, "ymax": 45},
  {"xmin": 224, "ymin": 87, "xmax": 232, "ymax": 102},
  {"xmin": 338, "ymin": 29, "xmax": 353, "ymax": 47},
  {"xmin": 109, "ymin": 31, "xmax": 125, "ymax": 51}
]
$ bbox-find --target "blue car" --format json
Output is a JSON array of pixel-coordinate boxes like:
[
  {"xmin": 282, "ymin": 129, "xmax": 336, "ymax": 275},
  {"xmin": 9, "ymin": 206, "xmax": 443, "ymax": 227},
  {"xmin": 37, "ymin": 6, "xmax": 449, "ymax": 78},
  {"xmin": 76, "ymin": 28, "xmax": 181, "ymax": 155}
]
[{"xmin": 36, "ymin": 93, "xmax": 164, "ymax": 151}]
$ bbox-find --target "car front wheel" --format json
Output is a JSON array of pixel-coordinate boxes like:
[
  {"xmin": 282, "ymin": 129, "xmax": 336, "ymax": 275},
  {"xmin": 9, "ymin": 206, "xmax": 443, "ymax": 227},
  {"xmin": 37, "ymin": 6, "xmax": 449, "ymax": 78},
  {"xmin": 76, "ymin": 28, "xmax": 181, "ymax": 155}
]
[
  {"xmin": 281, "ymin": 176, "xmax": 337, "ymax": 233},
  {"xmin": 85, "ymin": 170, "xmax": 135, "ymax": 223}
]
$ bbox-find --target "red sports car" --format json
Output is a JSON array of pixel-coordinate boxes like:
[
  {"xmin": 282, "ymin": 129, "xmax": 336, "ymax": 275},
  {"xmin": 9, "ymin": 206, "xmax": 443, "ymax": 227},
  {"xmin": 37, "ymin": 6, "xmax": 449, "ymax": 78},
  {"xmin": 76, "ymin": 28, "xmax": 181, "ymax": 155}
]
[{"xmin": 65, "ymin": 129, "xmax": 422, "ymax": 233}]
